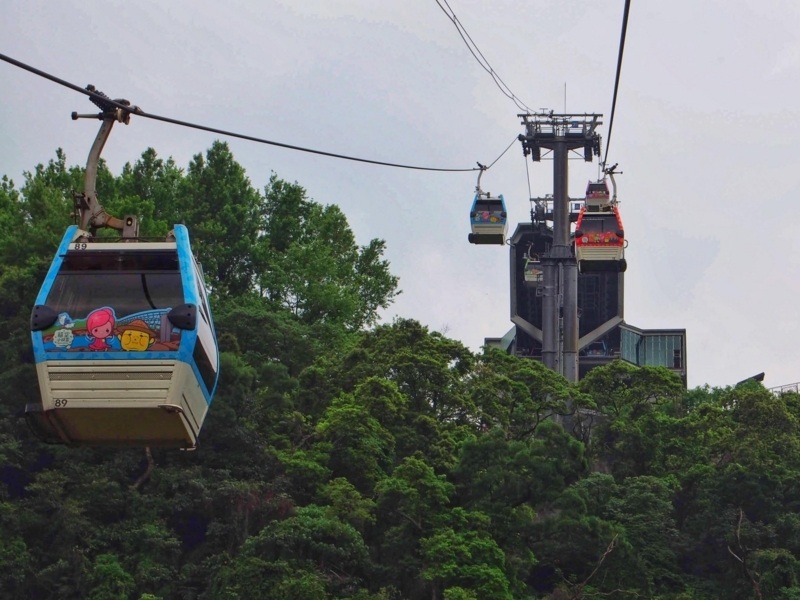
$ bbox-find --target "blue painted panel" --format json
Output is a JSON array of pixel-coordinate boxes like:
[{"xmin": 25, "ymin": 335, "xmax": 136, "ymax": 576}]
[
  {"xmin": 33, "ymin": 225, "xmax": 218, "ymax": 406},
  {"xmin": 36, "ymin": 350, "xmax": 188, "ymax": 362},
  {"xmin": 174, "ymin": 225, "xmax": 199, "ymax": 368},
  {"xmin": 33, "ymin": 228, "xmax": 78, "ymax": 363},
  {"xmin": 469, "ymin": 193, "xmax": 507, "ymax": 226},
  {"xmin": 175, "ymin": 225, "xmax": 219, "ymax": 403},
  {"xmin": 194, "ymin": 263, "xmax": 220, "ymax": 400},
  {"xmin": 35, "ymin": 227, "xmax": 77, "ymax": 306},
  {"xmin": 33, "ymin": 227, "xmax": 189, "ymax": 365}
]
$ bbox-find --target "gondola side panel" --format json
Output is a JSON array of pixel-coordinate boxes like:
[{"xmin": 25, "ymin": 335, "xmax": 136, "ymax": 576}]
[
  {"xmin": 29, "ymin": 227, "xmax": 205, "ymax": 447},
  {"xmin": 34, "ymin": 247, "xmax": 186, "ymax": 362},
  {"xmin": 174, "ymin": 225, "xmax": 219, "ymax": 405}
]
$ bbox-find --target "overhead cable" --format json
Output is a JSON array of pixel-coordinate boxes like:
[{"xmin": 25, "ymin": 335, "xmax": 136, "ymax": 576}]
[
  {"xmin": 0, "ymin": 51, "xmax": 516, "ymax": 174},
  {"xmin": 434, "ymin": 0, "xmax": 533, "ymax": 113},
  {"xmin": 603, "ymin": 0, "xmax": 631, "ymax": 168},
  {"xmin": 485, "ymin": 136, "xmax": 518, "ymax": 169}
]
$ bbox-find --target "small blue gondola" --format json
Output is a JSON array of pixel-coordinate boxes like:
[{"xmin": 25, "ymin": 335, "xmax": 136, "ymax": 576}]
[
  {"xmin": 468, "ymin": 192, "xmax": 508, "ymax": 245},
  {"xmin": 27, "ymin": 225, "xmax": 219, "ymax": 449}
]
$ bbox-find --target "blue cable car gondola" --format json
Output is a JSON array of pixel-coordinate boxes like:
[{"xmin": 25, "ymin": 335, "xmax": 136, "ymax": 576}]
[
  {"xmin": 468, "ymin": 166, "xmax": 507, "ymax": 245},
  {"xmin": 25, "ymin": 88, "xmax": 218, "ymax": 449}
]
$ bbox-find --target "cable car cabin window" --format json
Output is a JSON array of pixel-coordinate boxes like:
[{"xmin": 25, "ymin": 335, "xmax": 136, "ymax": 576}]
[
  {"xmin": 194, "ymin": 265, "xmax": 211, "ymax": 326},
  {"xmin": 197, "ymin": 286, "xmax": 210, "ymax": 326},
  {"xmin": 193, "ymin": 341, "xmax": 216, "ymax": 392},
  {"xmin": 42, "ymin": 251, "xmax": 185, "ymax": 354},
  {"xmin": 474, "ymin": 200, "xmax": 504, "ymax": 213},
  {"xmin": 46, "ymin": 271, "xmax": 183, "ymax": 318},
  {"xmin": 59, "ymin": 251, "xmax": 179, "ymax": 272},
  {"xmin": 579, "ymin": 218, "xmax": 608, "ymax": 233}
]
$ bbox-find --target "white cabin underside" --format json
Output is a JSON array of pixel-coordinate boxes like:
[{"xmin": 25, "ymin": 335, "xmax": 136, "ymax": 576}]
[
  {"xmin": 35, "ymin": 359, "xmax": 209, "ymax": 448},
  {"xmin": 576, "ymin": 246, "xmax": 624, "ymax": 261}
]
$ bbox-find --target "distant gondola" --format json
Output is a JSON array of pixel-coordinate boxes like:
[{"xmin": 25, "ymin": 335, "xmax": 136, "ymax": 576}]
[
  {"xmin": 524, "ymin": 256, "xmax": 543, "ymax": 287},
  {"xmin": 468, "ymin": 167, "xmax": 507, "ymax": 245}
]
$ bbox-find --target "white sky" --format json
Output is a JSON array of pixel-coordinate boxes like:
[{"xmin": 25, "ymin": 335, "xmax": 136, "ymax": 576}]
[{"xmin": 2, "ymin": 0, "xmax": 799, "ymax": 388}]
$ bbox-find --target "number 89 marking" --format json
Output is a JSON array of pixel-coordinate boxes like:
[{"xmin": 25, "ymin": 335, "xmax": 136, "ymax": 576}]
[
  {"xmin": 54, "ymin": 399, "xmax": 68, "ymax": 407},
  {"xmin": 73, "ymin": 243, "xmax": 87, "ymax": 250}
]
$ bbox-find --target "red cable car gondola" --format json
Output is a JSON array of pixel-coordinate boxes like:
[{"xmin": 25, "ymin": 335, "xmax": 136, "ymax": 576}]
[{"xmin": 574, "ymin": 179, "xmax": 627, "ymax": 273}]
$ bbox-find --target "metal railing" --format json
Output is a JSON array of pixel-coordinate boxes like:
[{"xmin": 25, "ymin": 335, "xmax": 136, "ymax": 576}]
[{"xmin": 769, "ymin": 382, "xmax": 800, "ymax": 396}]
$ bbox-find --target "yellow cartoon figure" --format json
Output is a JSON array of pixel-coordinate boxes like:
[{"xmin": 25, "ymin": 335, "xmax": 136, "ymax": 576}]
[{"xmin": 117, "ymin": 320, "xmax": 158, "ymax": 352}]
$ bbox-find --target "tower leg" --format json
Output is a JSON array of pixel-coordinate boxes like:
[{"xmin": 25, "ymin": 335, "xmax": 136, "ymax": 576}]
[
  {"xmin": 563, "ymin": 262, "xmax": 579, "ymax": 382},
  {"xmin": 542, "ymin": 260, "xmax": 558, "ymax": 371}
]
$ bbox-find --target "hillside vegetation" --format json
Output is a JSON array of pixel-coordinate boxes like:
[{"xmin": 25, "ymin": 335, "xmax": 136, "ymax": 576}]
[{"xmin": 1, "ymin": 144, "xmax": 798, "ymax": 599}]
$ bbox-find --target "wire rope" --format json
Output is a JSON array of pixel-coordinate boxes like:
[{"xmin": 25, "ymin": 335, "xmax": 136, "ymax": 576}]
[
  {"xmin": 485, "ymin": 136, "xmax": 518, "ymax": 170},
  {"xmin": 433, "ymin": 0, "xmax": 533, "ymax": 113},
  {"xmin": 0, "ymin": 51, "xmax": 517, "ymax": 174},
  {"xmin": 524, "ymin": 152, "xmax": 533, "ymax": 202},
  {"xmin": 602, "ymin": 0, "xmax": 631, "ymax": 168}
]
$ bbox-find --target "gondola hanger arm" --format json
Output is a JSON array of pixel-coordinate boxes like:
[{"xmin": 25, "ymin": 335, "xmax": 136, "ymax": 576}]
[
  {"xmin": 603, "ymin": 162, "xmax": 622, "ymax": 205},
  {"xmin": 72, "ymin": 85, "xmax": 142, "ymax": 239},
  {"xmin": 475, "ymin": 162, "xmax": 487, "ymax": 197}
]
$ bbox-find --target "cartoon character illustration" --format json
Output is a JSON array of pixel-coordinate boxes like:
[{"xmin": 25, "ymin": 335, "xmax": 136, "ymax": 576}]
[
  {"xmin": 117, "ymin": 320, "xmax": 158, "ymax": 352},
  {"xmin": 86, "ymin": 307, "xmax": 116, "ymax": 351},
  {"xmin": 57, "ymin": 313, "xmax": 75, "ymax": 328},
  {"xmin": 52, "ymin": 327, "xmax": 74, "ymax": 349}
]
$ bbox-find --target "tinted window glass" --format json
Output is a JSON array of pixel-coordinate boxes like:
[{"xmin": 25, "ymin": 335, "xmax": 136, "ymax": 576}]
[
  {"xmin": 580, "ymin": 218, "xmax": 606, "ymax": 233},
  {"xmin": 40, "ymin": 251, "xmax": 185, "ymax": 354},
  {"xmin": 194, "ymin": 265, "xmax": 211, "ymax": 326},
  {"xmin": 60, "ymin": 251, "xmax": 179, "ymax": 272},
  {"xmin": 474, "ymin": 201, "xmax": 504, "ymax": 213},
  {"xmin": 193, "ymin": 341, "xmax": 217, "ymax": 393},
  {"xmin": 587, "ymin": 184, "xmax": 608, "ymax": 194},
  {"xmin": 46, "ymin": 272, "xmax": 184, "ymax": 318}
]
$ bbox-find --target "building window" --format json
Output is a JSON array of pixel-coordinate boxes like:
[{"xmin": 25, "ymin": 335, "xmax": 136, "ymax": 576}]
[{"xmin": 673, "ymin": 349, "xmax": 682, "ymax": 369}]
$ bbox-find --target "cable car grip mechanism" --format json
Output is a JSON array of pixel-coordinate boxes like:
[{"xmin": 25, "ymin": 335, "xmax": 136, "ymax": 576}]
[
  {"xmin": 71, "ymin": 85, "xmax": 143, "ymax": 241},
  {"xmin": 475, "ymin": 162, "xmax": 488, "ymax": 198}
]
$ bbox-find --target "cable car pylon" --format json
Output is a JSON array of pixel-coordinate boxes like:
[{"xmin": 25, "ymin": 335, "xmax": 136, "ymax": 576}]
[
  {"xmin": 26, "ymin": 87, "xmax": 219, "ymax": 449},
  {"xmin": 517, "ymin": 112, "xmax": 603, "ymax": 382}
]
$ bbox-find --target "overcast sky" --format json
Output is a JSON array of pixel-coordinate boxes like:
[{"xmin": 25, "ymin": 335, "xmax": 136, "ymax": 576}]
[{"xmin": 2, "ymin": 0, "xmax": 799, "ymax": 389}]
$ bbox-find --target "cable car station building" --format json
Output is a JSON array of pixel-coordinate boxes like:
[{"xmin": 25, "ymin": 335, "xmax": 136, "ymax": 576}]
[
  {"xmin": 487, "ymin": 219, "xmax": 688, "ymax": 385},
  {"xmin": 479, "ymin": 112, "xmax": 687, "ymax": 384}
]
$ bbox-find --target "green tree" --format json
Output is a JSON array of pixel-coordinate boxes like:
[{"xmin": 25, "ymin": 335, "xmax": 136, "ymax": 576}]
[
  {"xmin": 88, "ymin": 554, "xmax": 136, "ymax": 600},
  {"xmin": 470, "ymin": 348, "xmax": 579, "ymax": 441},
  {"xmin": 255, "ymin": 174, "xmax": 399, "ymax": 330}
]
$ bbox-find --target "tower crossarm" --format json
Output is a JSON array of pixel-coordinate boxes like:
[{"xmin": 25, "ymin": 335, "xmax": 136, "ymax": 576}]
[{"xmin": 518, "ymin": 112, "xmax": 603, "ymax": 164}]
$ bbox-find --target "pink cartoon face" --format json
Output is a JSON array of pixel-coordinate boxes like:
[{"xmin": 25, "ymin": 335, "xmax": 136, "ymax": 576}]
[
  {"xmin": 90, "ymin": 322, "xmax": 113, "ymax": 339},
  {"xmin": 86, "ymin": 307, "xmax": 116, "ymax": 340}
]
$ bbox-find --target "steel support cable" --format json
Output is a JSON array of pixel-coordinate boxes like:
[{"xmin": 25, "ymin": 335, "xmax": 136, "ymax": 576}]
[
  {"xmin": 603, "ymin": 0, "xmax": 631, "ymax": 168},
  {"xmin": 524, "ymin": 152, "xmax": 533, "ymax": 201},
  {"xmin": 441, "ymin": 0, "xmax": 534, "ymax": 112},
  {"xmin": 436, "ymin": 0, "xmax": 531, "ymax": 112},
  {"xmin": 0, "ymin": 51, "xmax": 516, "ymax": 174},
  {"xmin": 436, "ymin": 0, "xmax": 531, "ymax": 113},
  {"xmin": 433, "ymin": 0, "xmax": 533, "ymax": 113},
  {"xmin": 485, "ymin": 136, "xmax": 517, "ymax": 170}
]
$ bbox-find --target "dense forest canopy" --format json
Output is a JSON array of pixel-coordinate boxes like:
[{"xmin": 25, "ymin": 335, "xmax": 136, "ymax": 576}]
[{"xmin": 2, "ymin": 143, "xmax": 799, "ymax": 599}]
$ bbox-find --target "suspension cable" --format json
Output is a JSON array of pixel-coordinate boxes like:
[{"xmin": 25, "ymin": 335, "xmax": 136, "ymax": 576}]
[
  {"xmin": 602, "ymin": 0, "xmax": 631, "ymax": 168},
  {"xmin": 485, "ymin": 136, "xmax": 518, "ymax": 170},
  {"xmin": 0, "ymin": 52, "xmax": 516, "ymax": 174},
  {"xmin": 433, "ymin": 0, "xmax": 533, "ymax": 113},
  {"xmin": 524, "ymin": 153, "xmax": 533, "ymax": 202}
]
